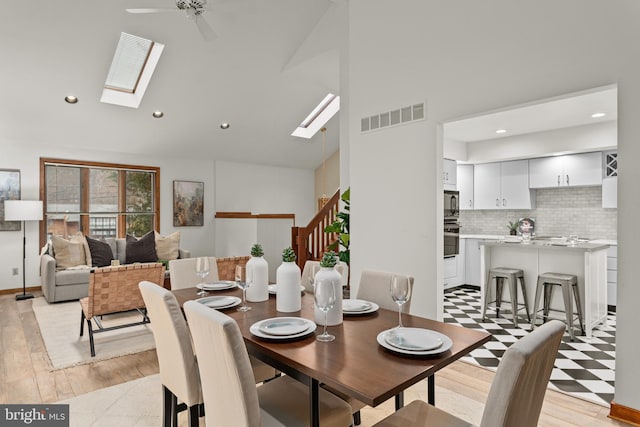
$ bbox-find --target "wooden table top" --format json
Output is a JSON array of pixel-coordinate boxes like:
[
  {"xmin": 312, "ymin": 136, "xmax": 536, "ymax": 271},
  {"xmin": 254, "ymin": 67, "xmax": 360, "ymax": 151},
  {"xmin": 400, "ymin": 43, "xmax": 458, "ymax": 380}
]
[{"xmin": 173, "ymin": 287, "xmax": 490, "ymax": 407}]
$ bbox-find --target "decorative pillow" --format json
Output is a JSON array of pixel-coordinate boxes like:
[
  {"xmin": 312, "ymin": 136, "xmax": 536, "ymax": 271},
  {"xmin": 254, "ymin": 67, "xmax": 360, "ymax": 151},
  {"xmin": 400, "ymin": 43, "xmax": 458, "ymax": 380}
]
[
  {"xmin": 51, "ymin": 234, "xmax": 89, "ymax": 270},
  {"xmin": 125, "ymin": 231, "xmax": 158, "ymax": 264},
  {"xmin": 155, "ymin": 231, "xmax": 180, "ymax": 260},
  {"xmin": 86, "ymin": 236, "xmax": 115, "ymax": 267}
]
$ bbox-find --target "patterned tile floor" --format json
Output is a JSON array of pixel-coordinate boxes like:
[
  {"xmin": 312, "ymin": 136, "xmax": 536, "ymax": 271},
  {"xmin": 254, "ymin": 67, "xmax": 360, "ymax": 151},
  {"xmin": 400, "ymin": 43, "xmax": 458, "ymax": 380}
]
[{"xmin": 443, "ymin": 287, "xmax": 616, "ymax": 407}]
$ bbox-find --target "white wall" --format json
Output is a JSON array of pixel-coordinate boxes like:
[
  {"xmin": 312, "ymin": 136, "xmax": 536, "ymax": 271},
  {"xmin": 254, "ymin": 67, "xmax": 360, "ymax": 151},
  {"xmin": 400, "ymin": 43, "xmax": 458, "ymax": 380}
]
[{"xmin": 347, "ymin": 0, "xmax": 639, "ymax": 412}]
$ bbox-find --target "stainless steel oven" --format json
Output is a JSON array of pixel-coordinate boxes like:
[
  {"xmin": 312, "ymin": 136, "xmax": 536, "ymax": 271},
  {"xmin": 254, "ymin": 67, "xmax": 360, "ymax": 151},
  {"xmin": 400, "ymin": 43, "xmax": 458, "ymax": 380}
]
[{"xmin": 444, "ymin": 222, "xmax": 460, "ymax": 257}]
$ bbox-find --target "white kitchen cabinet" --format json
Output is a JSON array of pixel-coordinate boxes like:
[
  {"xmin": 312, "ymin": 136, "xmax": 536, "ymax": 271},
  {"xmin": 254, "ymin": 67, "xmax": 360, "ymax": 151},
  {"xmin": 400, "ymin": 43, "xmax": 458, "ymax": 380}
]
[
  {"xmin": 529, "ymin": 152, "xmax": 603, "ymax": 188},
  {"xmin": 464, "ymin": 238, "xmax": 482, "ymax": 286},
  {"xmin": 444, "ymin": 255, "xmax": 461, "ymax": 289},
  {"xmin": 457, "ymin": 164, "xmax": 474, "ymax": 210},
  {"xmin": 602, "ymin": 176, "xmax": 617, "ymax": 208},
  {"xmin": 443, "ymin": 158, "xmax": 457, "ymax": 191},
  {"xmin": 474, "ymin": 160, "xmax": 535, "ymax": 210}
]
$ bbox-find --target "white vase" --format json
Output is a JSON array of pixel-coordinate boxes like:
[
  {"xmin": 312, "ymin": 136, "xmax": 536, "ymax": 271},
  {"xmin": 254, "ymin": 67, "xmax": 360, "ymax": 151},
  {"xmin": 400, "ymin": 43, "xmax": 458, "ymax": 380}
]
[
  {"xmin": 313, "ymin": 266, "xmax": 343, "ymax": 326},
  {"xmin": 276, "ymin": 261, "xmax": 302, "ymax": 313},
  {"xmin": 246, "ymin": 256, "xmax": 269, "ymax": 302}
]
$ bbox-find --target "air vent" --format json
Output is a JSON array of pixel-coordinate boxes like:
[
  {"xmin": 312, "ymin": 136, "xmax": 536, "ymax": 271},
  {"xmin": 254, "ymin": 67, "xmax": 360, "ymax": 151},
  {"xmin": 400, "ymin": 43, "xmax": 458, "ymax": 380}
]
[{"xmin": 360, "ymin": 102, "xmax": 426, "ymax": 133}]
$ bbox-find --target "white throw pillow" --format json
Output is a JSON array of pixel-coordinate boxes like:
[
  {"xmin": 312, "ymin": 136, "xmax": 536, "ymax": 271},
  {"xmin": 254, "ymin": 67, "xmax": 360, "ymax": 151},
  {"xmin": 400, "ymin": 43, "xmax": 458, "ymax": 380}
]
[
  {"xmin": 155, "ymin": 231, "xmax": 180, "ymax": 260},
  {"xmin": 51, "ymin": 233, "xmax": 90, "ymax": 270}
]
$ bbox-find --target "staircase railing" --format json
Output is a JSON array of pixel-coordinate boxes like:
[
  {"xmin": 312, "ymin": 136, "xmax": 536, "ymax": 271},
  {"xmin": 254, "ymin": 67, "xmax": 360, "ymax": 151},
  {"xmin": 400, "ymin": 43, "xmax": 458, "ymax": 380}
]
[{"xmin": 291, "ymin": 189, "xmax": 340, "ymax": 270}]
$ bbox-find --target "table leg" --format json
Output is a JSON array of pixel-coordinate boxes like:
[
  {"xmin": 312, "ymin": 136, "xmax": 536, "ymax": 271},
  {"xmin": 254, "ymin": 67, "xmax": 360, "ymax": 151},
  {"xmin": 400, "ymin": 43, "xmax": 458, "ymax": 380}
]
[
  {"xmin": 395, "ymin": 391, "xmax": 404, "ymax": 410},
  {"xmin": 428, "ymin": 375, "xmax": 435, "ymax": 405},
  {"xmin": 310, "ymin": 378, "xmax": 319, "ymax": 427}
]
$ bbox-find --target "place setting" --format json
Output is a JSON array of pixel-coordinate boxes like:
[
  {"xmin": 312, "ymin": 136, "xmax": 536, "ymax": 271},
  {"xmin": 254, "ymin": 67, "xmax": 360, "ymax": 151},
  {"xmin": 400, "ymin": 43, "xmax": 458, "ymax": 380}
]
[
  {"xmin": 250, "ymin": 317, "xmax": 317, "ymax": 341},
  {"xmin": 268, "ymin": 284, "xmax": 305, "ymax": 295},
  {"xmin": 342, "ymin": 299, "xmax": 379, "ymax": 316},
  {"xmin": 196, "ymin": 295, "xmax": 242, "ymax": 310},
  {"xmin": 377, "ymin": 275, "xmax": 452, "ymax": 357}
]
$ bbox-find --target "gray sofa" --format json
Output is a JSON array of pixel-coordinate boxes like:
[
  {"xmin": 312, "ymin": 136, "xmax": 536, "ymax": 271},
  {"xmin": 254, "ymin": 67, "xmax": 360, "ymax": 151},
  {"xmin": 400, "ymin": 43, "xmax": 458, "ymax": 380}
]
[{"xmin": 40, "ymin": 237, "xmax": 191, "ymax": 303}]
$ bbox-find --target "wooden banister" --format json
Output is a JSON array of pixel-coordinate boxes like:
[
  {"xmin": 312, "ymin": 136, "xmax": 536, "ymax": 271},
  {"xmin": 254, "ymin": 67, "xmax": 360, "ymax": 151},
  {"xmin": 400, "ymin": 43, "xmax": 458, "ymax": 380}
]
[{"xmin": 292, "ymin": 189, "xmax": 340, "ymax": 270}]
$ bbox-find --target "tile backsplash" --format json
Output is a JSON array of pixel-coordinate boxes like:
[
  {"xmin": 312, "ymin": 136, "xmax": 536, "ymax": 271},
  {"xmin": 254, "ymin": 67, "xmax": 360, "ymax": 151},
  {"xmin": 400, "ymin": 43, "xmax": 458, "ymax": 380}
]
[{"xmin": 459, "ymin": 186, "xmax": 617, "ymax": 240}]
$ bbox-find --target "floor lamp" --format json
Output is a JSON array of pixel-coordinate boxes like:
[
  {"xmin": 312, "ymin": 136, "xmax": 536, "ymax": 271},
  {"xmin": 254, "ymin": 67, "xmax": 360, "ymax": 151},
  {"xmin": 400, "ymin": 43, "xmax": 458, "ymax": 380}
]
[{"xmin": 4, "ymin": 200, "xmax": 43, "ymax": 301}]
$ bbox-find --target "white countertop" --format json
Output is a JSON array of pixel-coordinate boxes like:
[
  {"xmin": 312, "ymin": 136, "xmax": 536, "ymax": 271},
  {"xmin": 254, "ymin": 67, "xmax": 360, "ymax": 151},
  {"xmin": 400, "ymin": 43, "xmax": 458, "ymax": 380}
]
[{"xmin": 461, "ymin": 234, "xmax": 617, "ymax": 246}]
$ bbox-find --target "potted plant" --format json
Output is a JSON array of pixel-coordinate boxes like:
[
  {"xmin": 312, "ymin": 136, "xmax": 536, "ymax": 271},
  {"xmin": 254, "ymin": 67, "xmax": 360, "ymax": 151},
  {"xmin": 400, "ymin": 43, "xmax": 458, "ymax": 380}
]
[
  {"xmin": 276, "ymin": 246, "xmax": 301, "ymax": 312},
  {"xmin": 313, "ymin": 251, "xmax": 343, "ymax": 326},
  {"xmin": 507, "ymin": 221, "xmax": 519, "ymax": 236},
  {"xmin": 246, "ymin": 243, "xmax": 269, "ymax": 302},
  {"xmin": 324, "ymin": 188, "xmax": 350, "ymax": 265}
]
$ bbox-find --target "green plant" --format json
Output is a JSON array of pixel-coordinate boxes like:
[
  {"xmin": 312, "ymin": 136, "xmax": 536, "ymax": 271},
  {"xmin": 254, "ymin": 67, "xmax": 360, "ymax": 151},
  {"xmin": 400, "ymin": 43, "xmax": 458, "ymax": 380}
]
[
  {"xmin": 250, "ymin": 243, "xmax": 264, "ymax": 257},
  {"xmin": 320, "ymin": 251, "xmax": 338, "ymax": 268},
  {"xmin": 282, "ymin": 246, "xmax": 296, "ymax": 262},
  {"xmin": 324, "ymin": 187, "xmax": 350, "ymax": 265},
  {"xmin": 508, "ymin": 221, "xmax": 519, "ymax": 232}
]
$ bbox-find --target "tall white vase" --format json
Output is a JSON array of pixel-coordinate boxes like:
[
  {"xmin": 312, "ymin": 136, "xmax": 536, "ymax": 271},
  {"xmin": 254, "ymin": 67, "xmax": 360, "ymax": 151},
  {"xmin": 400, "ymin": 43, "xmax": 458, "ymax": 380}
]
[
  {"xmin": 246, "ymin": 256, "xmax": 269, "ymax": 302},
  {"xmin": 276, "ymin": 261, "xmax": 301, "ymax": 312},
  {"xmin": 314, "ymin": 267, "xmax": 343, "ymax": 326}
]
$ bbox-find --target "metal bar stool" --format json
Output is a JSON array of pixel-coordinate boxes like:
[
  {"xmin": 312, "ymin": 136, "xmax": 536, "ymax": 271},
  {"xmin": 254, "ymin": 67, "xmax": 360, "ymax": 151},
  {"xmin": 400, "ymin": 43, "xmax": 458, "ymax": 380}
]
[
  {"xmin": 482, "ymin": 267, "xmax": 530, "ymax": 327},
  {"xmin": 530, "ymin": 272, "xmax": 585, "ymax": 340}
]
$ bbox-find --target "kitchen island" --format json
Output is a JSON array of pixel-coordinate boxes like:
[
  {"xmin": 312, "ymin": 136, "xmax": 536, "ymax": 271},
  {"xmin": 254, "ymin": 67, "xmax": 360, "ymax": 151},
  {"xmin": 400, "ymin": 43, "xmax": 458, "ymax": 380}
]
[{"xmin": 479, "ymin": 239, "xmax": 609, "ymax": 339}]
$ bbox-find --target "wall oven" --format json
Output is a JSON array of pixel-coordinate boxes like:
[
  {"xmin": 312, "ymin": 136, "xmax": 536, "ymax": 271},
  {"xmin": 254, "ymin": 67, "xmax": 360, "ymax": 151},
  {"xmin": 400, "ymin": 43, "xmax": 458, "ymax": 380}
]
[
  {"xmin": 444, "ymin": 221, "xmax": 460, "ymax": 257},
  {"xmin": 444, "ymin": 190, "xmax": 459, "ymax": 221}
]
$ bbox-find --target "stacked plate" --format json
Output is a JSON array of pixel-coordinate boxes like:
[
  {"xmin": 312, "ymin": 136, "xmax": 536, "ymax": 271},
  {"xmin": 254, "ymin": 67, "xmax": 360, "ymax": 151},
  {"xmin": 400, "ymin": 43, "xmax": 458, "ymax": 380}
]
[
  {"xmin": 196, "ymin": 295, "xmax": 241, "ymax": 310},
  {"xmin": 250, "ymin": 317, "xmax": 316, "ymax": 340},
  {"xmin": 343, "ymin": 299, "xmax": 379, "ymax": 315},
  {"xmin": 377, "ymin": 327, "xmax": 452, "ymax": 356},
  {"xmin": 267, "ymin": 284, "xmax": 306, "ymax": 295},
  {"xmin": 196, "ymin": 281, "xmax": 237, "ymax": 291}
]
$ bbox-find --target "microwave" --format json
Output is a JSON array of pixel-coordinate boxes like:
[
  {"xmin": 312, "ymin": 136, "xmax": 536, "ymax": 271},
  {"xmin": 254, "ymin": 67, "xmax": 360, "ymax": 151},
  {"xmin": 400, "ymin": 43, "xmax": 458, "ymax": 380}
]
[{"xmin": 444, "ymin": 190, "xmax": 459, "ymax": 222}]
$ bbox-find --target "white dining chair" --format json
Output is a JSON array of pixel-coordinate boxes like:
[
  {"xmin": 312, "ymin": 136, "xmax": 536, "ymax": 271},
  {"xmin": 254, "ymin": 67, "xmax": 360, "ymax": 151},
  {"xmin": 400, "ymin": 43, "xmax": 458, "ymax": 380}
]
[
  {"xmin": 168, "ymin": 257, "xmax": 219, "ymax": 290},
  {"xmin": 139, "ymin": 281, "xmax": 202, "ymax": 427},
  {"xmin": 301, "ymin": 260, "xmax": 349, "ymax": 292},
  {"xmin": 356, "ymin": 270, "xmax": 414, "ymax": 312},
  {"xmin": 372, "ymin": 319, "xmax": 566, "ymax": 427},
  {"xmin": 183, "ymin": 299, "xmax": 353, "ymax": 427}
]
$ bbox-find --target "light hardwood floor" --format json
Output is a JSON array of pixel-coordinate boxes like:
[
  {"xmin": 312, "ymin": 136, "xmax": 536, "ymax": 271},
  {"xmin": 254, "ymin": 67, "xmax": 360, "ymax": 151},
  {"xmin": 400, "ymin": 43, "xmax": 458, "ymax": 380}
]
[{"xmin": 0, "ymin": 292, "xmax": 625, "ymax": 426}]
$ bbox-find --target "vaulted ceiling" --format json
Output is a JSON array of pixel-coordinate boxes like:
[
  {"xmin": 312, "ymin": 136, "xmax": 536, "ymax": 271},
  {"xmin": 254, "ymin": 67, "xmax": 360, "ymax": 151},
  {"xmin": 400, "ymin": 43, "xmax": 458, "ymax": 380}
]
[{"xmin": 0, "ymin": 0, "xmax": 342, "ymax": 169}]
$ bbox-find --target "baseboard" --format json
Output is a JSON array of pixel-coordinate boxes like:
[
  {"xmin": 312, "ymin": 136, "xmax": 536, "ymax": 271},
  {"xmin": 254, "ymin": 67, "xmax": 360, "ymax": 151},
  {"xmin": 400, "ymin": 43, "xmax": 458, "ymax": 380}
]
[
  {"xmin": 610, "ymin": 401, "xmax": 640, "ymax": 426},
  {"xmin": 0, "ymin": 286, "xmax": 41, "ymax": 296}
]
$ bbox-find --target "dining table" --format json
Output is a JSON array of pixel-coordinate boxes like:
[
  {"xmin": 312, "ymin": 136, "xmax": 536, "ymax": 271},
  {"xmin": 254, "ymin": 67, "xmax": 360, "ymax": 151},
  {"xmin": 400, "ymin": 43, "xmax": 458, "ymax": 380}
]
[{"xmin": 173, "ymin": 285, "xmax": 491, "ymax": 427}]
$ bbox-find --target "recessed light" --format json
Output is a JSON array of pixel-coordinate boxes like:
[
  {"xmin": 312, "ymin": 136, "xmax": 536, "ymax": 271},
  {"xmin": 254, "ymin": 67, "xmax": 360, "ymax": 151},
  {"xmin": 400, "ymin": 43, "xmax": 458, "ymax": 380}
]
[
  {"xmin": 152, "ymin": 111, "xmax": 164, "ymax": 118},
  {"xmin": 591, "ymin": 112, "xmax": 606, "ymax": 118},
  {"xmin": 65, "ymin": 96, "xmax": 78, "ymax": 104},
  {"xmin": 495, "ymin": 129, "xmax": 507, "ymax": 134},
  {"xmin": 220, "ymin": 123, "xmax": 230, "ymax": 129}
]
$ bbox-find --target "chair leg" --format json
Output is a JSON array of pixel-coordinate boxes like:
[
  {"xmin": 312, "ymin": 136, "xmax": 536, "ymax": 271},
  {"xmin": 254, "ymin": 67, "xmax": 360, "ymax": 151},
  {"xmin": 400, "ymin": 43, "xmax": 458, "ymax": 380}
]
[
  {"xmin": 572, "ymin": 283, "xmax": 585, "ymax": 336},
  {"xmin": 80, "ymin": 310, "xmax": 85, "ymax": 337},
  {"xmin": 519, "ymin": 276, "xmax": 531, "ymax": 322},
  {"xmin": 508, "ymin": 276, "xmax": 518, "ymax": 327},
  {"xmin": 188, "ymin": 404, "xmax": 199, "ymax": 427},
  {"xmin": 395, "ymin": 391, "xmax": 404, "ymax": 410},
  {"xmin": 531, "ymin": 278, "xmax": 544, "ymax": 329},
  {"xmin": 481, "ymin": 275, "xmax": 492, "ymax": 321},
  {"xmin": 496, "ymin": 278, "xmax": 503, "ymax": 318},
  {"xmin": 171, "ymin": 393, "xmax": 178, "ymax": 427},
  {"xmin": 162, "ymin": 385, "xmax": 172, "ymax": 427},
  {"xmin": 353, "ymin": 410, "xmax": 361, "ymax": 426},
  {"xmin": 543, "ymin": 284, "xmax": 554, "ymax": 322},
  {"xmin": 87, "ymin": 319, "xmax": 96, "ymax": 357},
  {"xmin": 561, "ymin": 283, "xmax": 575, "ymax": 341}
]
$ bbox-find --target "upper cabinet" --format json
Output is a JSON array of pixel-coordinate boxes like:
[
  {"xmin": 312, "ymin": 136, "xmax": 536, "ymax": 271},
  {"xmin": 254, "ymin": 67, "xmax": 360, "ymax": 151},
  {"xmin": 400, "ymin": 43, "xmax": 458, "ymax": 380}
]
[
  {"xmin": 457, "ymin": 164, "xmax": 474, "ymax": 210},
  {"xmin": 474, "ymin": 160, "xmax": 535, "ymax": 210},
  {"xmin": 529, "ymin": 152, "xmax": 603, "ymax": 188},
  {"xmin": 443, "ymin": 158, "xmax": 457, "ymax": 191}
]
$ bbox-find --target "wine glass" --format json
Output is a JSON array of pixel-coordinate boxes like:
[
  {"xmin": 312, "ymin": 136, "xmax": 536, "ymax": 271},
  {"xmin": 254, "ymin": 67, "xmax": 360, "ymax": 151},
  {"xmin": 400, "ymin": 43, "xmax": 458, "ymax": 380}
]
[
  {"xmin": 314, "ymin": 278, "xmax": 336, "ymax": 342},
  {"xmin": 195, "ymin": 257, "xmax": 210, "ymax": 297},
  {"xmin": 235, "ymin": 265, "xmax": 251, "ymax": 312},
  {"xmin": 390, "ymin": 275, "xmax": 410, "ymax": 328}
]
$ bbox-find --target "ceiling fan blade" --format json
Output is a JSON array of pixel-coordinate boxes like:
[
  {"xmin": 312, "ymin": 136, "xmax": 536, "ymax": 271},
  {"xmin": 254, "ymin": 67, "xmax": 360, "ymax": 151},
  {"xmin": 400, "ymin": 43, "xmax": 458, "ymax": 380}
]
[
  {"xmin": 126, "ymin": 8, "xmax": 179, "ymax": 14},
  {"xmin": 195, "ymin": 17, "xmax": 217, "ymax": 41}
]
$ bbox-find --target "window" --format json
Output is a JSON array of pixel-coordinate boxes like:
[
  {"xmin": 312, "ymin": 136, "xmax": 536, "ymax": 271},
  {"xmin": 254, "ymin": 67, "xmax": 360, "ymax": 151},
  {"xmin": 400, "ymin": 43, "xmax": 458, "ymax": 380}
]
[{"xmin": 40, "ymin": 158, "xmax": 160, "ymax": 247}]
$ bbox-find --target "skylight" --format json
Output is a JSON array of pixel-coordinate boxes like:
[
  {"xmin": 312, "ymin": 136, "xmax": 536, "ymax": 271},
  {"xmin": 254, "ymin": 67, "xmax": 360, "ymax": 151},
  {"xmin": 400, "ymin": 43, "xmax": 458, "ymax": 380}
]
[
  {"xmin": 291, "ymin": 93, "xmax": 340, "ymax": 139},
  {"xmin": 100, "ymin": 32, "xmax": 164, "ymax": 109}
]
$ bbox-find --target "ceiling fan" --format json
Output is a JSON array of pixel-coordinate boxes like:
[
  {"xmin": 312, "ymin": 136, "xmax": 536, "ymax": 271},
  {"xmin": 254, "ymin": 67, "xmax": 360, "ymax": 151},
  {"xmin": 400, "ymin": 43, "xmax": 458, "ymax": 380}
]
[{"xmin": 126, "ymin": 0, "xmax": 217, "ymax": 41}]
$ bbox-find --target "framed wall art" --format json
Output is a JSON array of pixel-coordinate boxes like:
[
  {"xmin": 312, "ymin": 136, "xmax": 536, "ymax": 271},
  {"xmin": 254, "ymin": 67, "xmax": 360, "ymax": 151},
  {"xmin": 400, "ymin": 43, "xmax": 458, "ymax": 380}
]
[
  {"xmin": 0, "ymin": 169, "xmax": 21, "ymax": 231},
  {"xmin": 173, "ymin": 180, "xmax": 204, "ymax": 226}
]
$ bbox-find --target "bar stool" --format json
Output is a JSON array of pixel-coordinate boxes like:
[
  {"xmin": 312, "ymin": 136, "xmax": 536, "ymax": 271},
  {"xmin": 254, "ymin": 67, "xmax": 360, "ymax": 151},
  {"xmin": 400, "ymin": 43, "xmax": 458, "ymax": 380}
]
[
  {"xmin": 531, "ymin": 272, "xmax": 585, "ymax": 341},
  {"xmin": 482, "ymin": 267, "xmax": 530, "ymax": 327}
]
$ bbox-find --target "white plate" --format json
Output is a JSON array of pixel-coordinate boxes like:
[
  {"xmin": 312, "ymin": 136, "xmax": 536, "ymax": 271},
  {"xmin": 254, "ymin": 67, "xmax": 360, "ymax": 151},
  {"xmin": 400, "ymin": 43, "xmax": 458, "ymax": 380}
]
[
  {"xmin": 267, "ymin": 284, "xmax": 306, "ymax": 295},
  {"xmin": 384, "ymin": 328, "xmax": 443, "ymax": 351},
  {"xmin": 343, "ymin": 301, "xmax": 379, "ymax": 316},
  {"xmin": 343, "ymin": 299, "xmax": 373, "ymax": 312},
  {"xmin": 377, "ymin": 328, "xmax": 452, "ymax": 356},
  {"xmin": 258, "ymin": 317, "xmax": 311, "ymax": 336},
  {"xmin": 197, "ymin": 281, "xmax": 237, "ymax": 291},
  {"xmin": 250, "ymin": 318, "xmax": 316, "ymax": 340},
  {"xmin": 197, "ymin": 295, "xmax": 241, "ymax": 310}
]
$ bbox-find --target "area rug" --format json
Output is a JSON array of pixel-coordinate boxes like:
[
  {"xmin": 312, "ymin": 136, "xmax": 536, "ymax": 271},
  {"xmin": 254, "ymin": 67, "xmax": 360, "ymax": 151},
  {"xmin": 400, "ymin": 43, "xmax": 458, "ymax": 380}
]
[{"xmin": 32, "ymin": 297, "xmax": 156, "ymax": 370}]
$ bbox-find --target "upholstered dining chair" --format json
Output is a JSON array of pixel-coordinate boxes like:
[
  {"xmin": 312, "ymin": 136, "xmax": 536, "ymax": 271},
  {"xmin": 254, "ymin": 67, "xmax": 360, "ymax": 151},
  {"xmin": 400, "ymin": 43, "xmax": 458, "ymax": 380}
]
[
  {"xmin": 168, "ymin": 257, "xmax": 219, "ymax": 290},
  {"xmin": 183, "ymin": 300, "xmax": 353, "ymax": 427},
  {"xmin": 356, "ymin": 270, "xmax": 415, "ymax": 312},
  {"xmin": 372, "ymin": 319, "xmax": 566, "ymax": 427},
  {"xmin": 301, "ymin": 260, "xmax": 349, "ymax": 292},
  {"xmin": 139, "ymin": 281, "xmax": 202, "ymax": 427}
]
